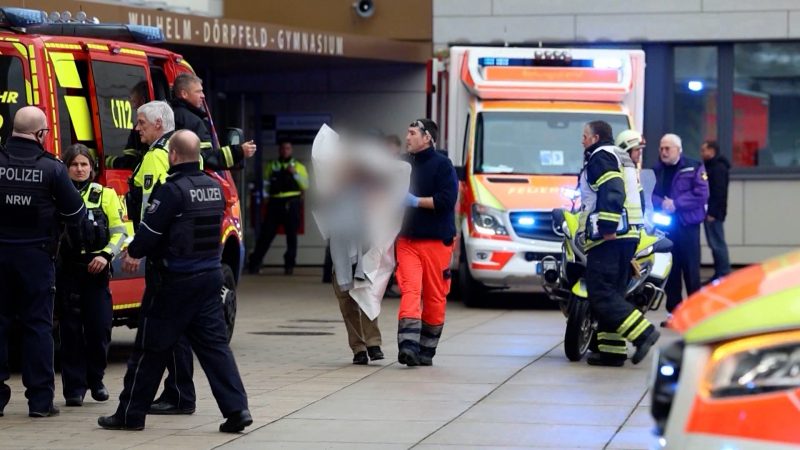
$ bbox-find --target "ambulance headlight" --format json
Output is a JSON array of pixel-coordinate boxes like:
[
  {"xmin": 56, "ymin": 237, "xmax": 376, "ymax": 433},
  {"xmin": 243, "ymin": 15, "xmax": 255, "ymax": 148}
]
[
  {"xmin": 706, "ymin": 339, "xmax": 800, "ymax": 399},
  {"xmin": 471, "ymin": 203, "xmax": 508, "ymax": 237},
  {"xmin": 652, "ymin": 212, "xmax": 672, "ymax": 227}
]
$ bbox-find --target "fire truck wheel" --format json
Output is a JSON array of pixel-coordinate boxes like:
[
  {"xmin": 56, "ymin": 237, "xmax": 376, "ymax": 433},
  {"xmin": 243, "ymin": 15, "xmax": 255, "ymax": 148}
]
[{"xmin": 221, "ymin": 263, "xmax": 237, "ymax": 343}]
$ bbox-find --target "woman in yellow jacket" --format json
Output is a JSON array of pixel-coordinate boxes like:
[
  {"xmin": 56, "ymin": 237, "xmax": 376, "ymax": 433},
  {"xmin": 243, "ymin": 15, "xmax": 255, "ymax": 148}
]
[{"xmin": 58, "ymin": 144, "xmax": 127, "ymax": 407}]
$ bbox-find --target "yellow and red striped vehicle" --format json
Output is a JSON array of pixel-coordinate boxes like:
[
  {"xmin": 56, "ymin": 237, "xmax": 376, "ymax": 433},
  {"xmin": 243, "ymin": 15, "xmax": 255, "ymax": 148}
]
[
  {"xmin": 652, "ymin": 251, "xmax": 800, "ymax": 449},
  {"xmin": 0, "ymin": 7, "xmax": 243, "ymax": 338}
]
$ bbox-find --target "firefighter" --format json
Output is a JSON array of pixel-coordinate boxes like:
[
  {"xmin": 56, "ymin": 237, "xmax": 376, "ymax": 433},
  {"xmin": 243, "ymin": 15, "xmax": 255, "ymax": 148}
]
[
  {"xmin": 248, "ymin": 140, "xmax": 309, "ymax": 275},
  {"xmin": 99, "ymin": 130, "xmax": 251, "ymax": 432},
  {"xmin": 395, "ymin": 119, "xmax": 458, "ymax": 366},
  {"xmin": 58, "ymin": 144, "xmax": 127, "ymax": 407},
  {"xmin": 580, "ymin": 121, "xmax": 659, "ymax": 367},
  {"xmin": 0, "ymin": 106, "xmax": 86, "ymax": 417}
]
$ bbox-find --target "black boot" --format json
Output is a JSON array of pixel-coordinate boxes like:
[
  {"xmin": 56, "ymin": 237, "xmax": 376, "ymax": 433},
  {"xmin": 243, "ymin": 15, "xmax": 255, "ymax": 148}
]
[
  {"xmin": 586, "ymin": 352, "xmax": 625, "ymax": 367},
  {"xmin": 352, "ymin": 351, "xmax": 368, "ymax": 365},
  {"xmin": 220, "ymin": 410, "xmax": 253, "ymax": 433},
  {"xmin": 98, "ymin": 415, "xmax": 144, "ymax": 431},
  {"xmin": 367, "ymin": 346, "xmax": 384, "ymax": 361},
  {"xmin": 632, "ymin": 328, "xmax": 661, "ymax": 365}
]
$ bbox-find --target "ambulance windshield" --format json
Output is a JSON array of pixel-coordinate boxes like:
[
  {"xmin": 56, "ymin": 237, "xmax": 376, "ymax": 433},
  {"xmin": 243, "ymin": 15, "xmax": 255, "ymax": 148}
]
[
  {"xmin": 0, "ymin": 56, "xmax": 28, "ymax": 144},
  {"xmin": 476, "ymin": 111, "xmax": 631, "ymax": 175}
]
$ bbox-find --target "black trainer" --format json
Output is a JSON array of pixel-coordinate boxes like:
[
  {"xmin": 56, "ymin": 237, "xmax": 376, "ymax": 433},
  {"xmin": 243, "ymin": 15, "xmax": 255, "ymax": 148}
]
[
  {"xmin": 632, "ymin": 329, "xmax": 661, "ymax": 365},
  {"xmin": 352, "ymin": 351, "xmax": 368, "ymax": 365},
  {"xmin": 29, "ymin": 404, "xmax": 60, "ymax": 418},
  {"xmin": 98, "ymin": 415, "xmax": 144, "ymax": 431},
  {"xmin": 91, "ymin": 384, "xmax": 109, "ymax": 402},
  {"xmin": 65, "ymin": 396, "xmax": 84, "ymax": 407},
  {"xmin": 398, "ymin": 348, "xmax": 419, "ymax": 367},
  {"xmin": 220, "ymin": 410, "xmax": 253, "ymax": 433},
  {"xmin": 367, "ymin": 346, "xmax": 384, "ymax": 361},
  {"xmin": 586, "ymin": 352, "xmax": 625, "ymax": 367},
  {"xmin": 149, "ymin": 400, "xmax": 196, "ymax": 415}
]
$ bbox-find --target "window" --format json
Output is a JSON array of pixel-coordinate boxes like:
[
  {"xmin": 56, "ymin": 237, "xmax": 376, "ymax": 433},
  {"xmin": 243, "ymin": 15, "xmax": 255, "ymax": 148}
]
[
  {"xmin": 51, "ymin": 55, "xmax": 95, "ymax": 155},
  {"xmin": 733, "ymin": 43, "xmax": 800, "ymax": 169},
  {"xmin": 91, "ymin": 60, "xmax": 148, "ymax": 160},
  {"xmin": 475, "ymin": 111, "xmax": 630, "ymax": 176},
  {"xmin": 0, "ymin": 56, "xmax": 27, "ymax": 144},
  {"xmin": 673, "ymin": 46, "xmax": 718, "ymax": 160}
]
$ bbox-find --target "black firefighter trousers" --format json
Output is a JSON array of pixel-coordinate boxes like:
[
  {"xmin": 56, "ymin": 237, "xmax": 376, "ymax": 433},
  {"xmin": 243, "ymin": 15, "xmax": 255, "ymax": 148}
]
[{"xmin": 586, "ymin": 238, "xmax": 653, "ymax": 351}]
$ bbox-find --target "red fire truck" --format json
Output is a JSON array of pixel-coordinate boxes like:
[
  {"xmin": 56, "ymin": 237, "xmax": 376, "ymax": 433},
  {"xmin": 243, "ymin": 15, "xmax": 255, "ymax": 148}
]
[{"xmin": 0, "ymin": 7, "xmax": 243, "ymax": 338}]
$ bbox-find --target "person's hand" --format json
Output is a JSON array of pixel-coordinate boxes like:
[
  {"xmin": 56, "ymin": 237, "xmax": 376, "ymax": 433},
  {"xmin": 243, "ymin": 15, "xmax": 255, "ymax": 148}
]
[
  {"xmin": 404, "ymin": 193, "xmax": 420, "ymax": 208},
  {"xmin": 602, "ymin": 233, "xmax": 617, "ymax": 241},
  {"xmin": 287, "ymin": 163, "xmax": 297, "ymax": 175},
  {"xmin": 87, "ymin": 255, "xmax": 108, "ymax": 274},
  {"xmin": 662, "ymin": 197, "xmax": 676, "ymax": 213},
  {"xmin": 241, "ymin": 140, "xmax": 256, "ymax": 158},
  {"xmin": 706, "ymin": 215, "xmax": 716, "ymax": 222},
  {"xmin": 122, "ymin": 254, "xmax": 141, "ymax": 273}
]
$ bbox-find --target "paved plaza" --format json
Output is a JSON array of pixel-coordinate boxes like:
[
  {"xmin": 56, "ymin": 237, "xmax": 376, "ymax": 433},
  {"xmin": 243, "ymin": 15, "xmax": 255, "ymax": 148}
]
[{"xmin": 0, "ymin": 268, "xmax": 672, "ymax": 449}]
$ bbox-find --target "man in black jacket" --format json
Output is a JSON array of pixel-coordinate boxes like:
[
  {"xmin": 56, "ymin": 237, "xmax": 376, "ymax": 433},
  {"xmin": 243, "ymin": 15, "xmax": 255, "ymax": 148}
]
[
  {"xmin": 171, "ymin": 73, "xmax": 256, "ymax": 165},
  {"xmin": 700, "ymin": 140, "xmax": 731, "ymax": 282}
]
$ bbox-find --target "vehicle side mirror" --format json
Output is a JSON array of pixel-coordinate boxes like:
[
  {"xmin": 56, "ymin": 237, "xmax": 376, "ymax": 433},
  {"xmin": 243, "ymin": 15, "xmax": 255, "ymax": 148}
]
[
  {"xmin": 455, "ymin": 165, "xmax": 466, "ymax": 181},
  {"xmin": 226, "ymin": 127, "xmax": 244, "ymax": 146}
]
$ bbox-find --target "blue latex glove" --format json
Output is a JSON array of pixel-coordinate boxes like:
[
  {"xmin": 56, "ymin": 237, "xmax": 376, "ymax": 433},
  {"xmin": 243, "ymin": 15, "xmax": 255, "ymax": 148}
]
[{"xmin": 405, "ymin": 193, "xmax": 420, "ymax": 208}]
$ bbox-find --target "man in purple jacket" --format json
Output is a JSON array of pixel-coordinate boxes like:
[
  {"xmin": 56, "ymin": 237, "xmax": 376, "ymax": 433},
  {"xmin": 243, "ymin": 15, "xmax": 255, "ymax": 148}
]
[{"xmin": 653, "ymin": 134, "xmax": 710, "ymax": 320}]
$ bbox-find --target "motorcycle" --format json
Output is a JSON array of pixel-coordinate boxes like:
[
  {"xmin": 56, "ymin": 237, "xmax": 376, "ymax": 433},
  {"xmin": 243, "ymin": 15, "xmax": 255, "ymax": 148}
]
[{"xmin": 540, "ymin": 190, "xmax": 674, "ymax": 361}]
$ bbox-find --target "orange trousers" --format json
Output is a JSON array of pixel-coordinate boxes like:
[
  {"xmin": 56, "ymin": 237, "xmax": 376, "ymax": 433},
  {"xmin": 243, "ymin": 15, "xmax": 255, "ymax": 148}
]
[{"xmin": 395, "ymin": 237, "xmax": 454, "ymax": 325}]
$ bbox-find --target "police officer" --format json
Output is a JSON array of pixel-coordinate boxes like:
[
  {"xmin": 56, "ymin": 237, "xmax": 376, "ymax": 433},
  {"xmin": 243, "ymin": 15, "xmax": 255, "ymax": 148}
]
[
  {"xmin": 98, "ymin": 130, "xmax": 252, "ymax": 432},
  {"xmin": 132, "ymin": 99, "xmax": 254, "ymax": 416},
  {"xmin": 58, "ymin": 144, "xmax": 127, "ymax": 407},
  {"xmin": 0, "ymin": 106, "xmax": 86, "ymax": 417},
  {"xmin": 248, "ymin": 140, "xmax": 309, "ymax": 275},
  {"xmin": 580, "ymin": 121, "xmax": 659, "ymax": 367}
]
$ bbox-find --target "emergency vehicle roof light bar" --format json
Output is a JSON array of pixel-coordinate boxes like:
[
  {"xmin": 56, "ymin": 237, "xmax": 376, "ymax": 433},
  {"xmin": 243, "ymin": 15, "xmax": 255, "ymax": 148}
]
[
  {"xmin": 0, "ymin": 6, "xmax": 164, "ymax": 45},
  {"xmin": 460, "ymin": 47, "xmax": 638, "ymax": 103},
  {"xmin": 0, "ymin": 7, "xmax": 47, "ymax": 28}
]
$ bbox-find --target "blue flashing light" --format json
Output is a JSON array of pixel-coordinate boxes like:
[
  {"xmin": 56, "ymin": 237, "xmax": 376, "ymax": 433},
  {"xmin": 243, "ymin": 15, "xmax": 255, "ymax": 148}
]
[
  {"xmin": 125, "ymin": 24, "xmax": 164, "ymax": 45},
  {"xmin": 0, "ymin": 7, "xmax": 47, "ymax": 28},
  {"xmin": 688, "ymin": 80, "xmax": 704, "ymax": 92},
  {"xmin": 653, "ymin": 212, "xmax": 672, "ymax": 227},
  {"xmin": 517, "ymin": 216, "xmax": 536, "ymax": 227},
  {"xmin": 660, "ymin": 365, "xmax": 675, "ymax": 377}
]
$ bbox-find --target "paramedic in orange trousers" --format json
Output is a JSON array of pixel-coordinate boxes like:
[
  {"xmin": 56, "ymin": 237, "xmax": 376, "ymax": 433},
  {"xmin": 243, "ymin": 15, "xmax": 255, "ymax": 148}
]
[{"xmin": 395, "ymin": 119, "xmax": 458, "ymax": 366}]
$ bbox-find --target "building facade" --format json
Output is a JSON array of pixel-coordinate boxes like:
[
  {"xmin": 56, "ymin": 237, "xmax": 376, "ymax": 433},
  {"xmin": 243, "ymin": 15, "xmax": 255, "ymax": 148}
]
[{"xmin": 435, "ymin": 0, "xmax": 800, "ymax": 264}]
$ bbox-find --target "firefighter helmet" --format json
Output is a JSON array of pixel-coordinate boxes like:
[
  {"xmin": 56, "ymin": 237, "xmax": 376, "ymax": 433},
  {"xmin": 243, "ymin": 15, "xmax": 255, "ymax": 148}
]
[{"xmin": 615, "ymin": 129, "xmax": 644, "ymax": 153}]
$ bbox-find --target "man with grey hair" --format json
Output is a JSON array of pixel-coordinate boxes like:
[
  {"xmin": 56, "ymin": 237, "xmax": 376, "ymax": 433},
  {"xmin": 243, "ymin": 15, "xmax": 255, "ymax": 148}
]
[
  {"xmin": 126, "ymin": 100, "xmax": 175, "ymax": 227},
  {"xmin": 653, "ymin": 133, "xmax": 709, "ymax": 323}
]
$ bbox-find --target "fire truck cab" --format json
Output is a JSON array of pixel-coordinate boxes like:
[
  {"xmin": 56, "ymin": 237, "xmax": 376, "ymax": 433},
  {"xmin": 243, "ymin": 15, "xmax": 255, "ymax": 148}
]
[
  {"xmin": 0, "ymin": 7, "xmax": 243, "ymax": 338},
  {"xmin": 432, "ymin": 46, "xmax": 645, "ymax": 306}
]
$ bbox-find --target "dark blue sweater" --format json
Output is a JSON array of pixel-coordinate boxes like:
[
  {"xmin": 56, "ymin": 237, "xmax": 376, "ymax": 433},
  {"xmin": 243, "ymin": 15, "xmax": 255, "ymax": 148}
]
[{"xmin": 400, "ymin": 146, "xmax": 458, "ymax": 243}]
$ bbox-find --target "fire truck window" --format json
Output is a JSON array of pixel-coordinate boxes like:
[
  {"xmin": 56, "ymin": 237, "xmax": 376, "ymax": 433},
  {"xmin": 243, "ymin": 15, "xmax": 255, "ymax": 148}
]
[
  {"xmin": 53, "ymin": 57, "xmax": 95, "ymax": 155},
  {"xmin": 734, "ymin": 42, "xmax": 800, "ymax": 168},
  {"xmin": 150, "ymin": 66, "xmax": 169, "ymax": 101},
  {"xmin": 0, "ymin": 56, "xmax": 27, "ymax": 144},
  {"xmin": 90, "ymin": 60, "xmax": 148, "ymax": 161},
  {"xmin": 476, "ymin": 111, "xmax": 630, "ymax": 176}
]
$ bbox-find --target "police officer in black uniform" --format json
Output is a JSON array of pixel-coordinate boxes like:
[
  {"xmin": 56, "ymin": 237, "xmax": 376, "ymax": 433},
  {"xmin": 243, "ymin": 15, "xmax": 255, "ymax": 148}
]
[
  {"xmin": 98, "ymin": 130, "xmax": 251, "ymax": 432},
  {"xmin": 0, "ymin": 106, "xmax": 86, "ymax": 417}
]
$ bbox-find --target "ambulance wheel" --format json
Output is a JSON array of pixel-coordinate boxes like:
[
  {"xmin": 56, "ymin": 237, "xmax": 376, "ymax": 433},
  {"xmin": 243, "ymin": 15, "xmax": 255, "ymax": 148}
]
[
  {"xmin": 564, "ymin": 295, "xmax": 594, "ymax": 362},
  {"xmin": 221, "ymin": 264, "xmax": 237, "ymax": 343},
  {"xmin": 458, "ymin": 258, "xmax": 486, "ymax": 308}
]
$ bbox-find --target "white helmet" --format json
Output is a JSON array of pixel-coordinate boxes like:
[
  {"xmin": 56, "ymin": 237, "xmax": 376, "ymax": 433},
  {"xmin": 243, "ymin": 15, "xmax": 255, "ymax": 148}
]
[{"xmin": 615, "ymin": 129, "xmax": 644, "ymax": 152}]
